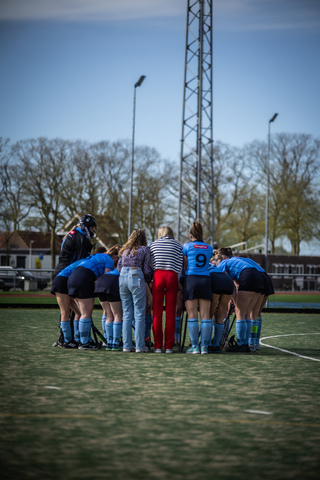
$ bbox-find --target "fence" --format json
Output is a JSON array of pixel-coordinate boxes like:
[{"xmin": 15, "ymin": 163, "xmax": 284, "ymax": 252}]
[{"xmin": 0, "ymin": 269, "xmax": 319, "ymax": 311}]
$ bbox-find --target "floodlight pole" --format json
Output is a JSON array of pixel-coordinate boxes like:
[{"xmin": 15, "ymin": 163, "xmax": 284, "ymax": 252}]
[
  {"xmin": 128, "ymin": 75, "xmax": 146, "ymax": 238},
  {"xmin": 29, "ymin": 240, "xmax": 34, "ymax": 269},
  {"xmin": 265, "ymin": 113, "xmax": 278, "ymax": 273}
]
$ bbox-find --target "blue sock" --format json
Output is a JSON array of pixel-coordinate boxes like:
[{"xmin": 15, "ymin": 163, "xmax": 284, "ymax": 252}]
[
  {"xmin": 113, "ymin": 322, "xmax": 122, "ymax": 346},
  {"xmin": 256, "ymin": 317, "xmax": 262, "ymax": 346},
  {"xmin": 73, "ymin": 319, "xmax": 80, "ymax": 343},
  {"xmin": 175, "ymin": 316, "xmax": 181, "ymax": 340},
  {"xmin": 200, "ymin": 319, "xmax": 212, "ymax": 347},
  {"xmin": 106, "ymin": 322, "xmax": 113, "ymax": 346},
  {"xmin": 212, "ymin": 323, "xmax": 224, "ymax": 348},
  {"xmin": 61, "ymin": 321, "xmax": 72, "ymax": 343},
  {"xmin": 245, "ymin": 319, "xmax": 252, "ymax": 344},
  {"xmin": 187, "ymin": 318, "xmax": 199, "ymax": 347},
  {"xmin": 79, "ymin": 318, "xmax": 92, "ymax": 344},
  {"xmin": 236, "ymin": 320, "xmax": 247, "ymax": 346},
  {"xmin": 101, "ymin": 315, "xmax": 107, "ymax": 337},
  {"xmin": 249, "ymin": 320, "xmax": 258, "ymax": 347}
]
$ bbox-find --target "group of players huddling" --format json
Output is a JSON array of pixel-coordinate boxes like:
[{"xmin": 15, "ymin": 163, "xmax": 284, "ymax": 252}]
[{"xmin": 51, "ymin": 215, "xmax": 274, "ymax": 354}]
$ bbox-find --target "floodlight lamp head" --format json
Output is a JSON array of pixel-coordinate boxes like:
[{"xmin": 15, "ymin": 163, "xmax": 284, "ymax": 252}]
[
  {"xmin": 135, "ymin": 75, "xmax": 146, "ymax": 88},
  {"xmin": 269, "ymin": 113, "xmax": 278, "ymax": 123}
]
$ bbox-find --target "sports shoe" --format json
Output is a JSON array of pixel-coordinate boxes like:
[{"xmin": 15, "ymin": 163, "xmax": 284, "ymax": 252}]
[
  {"xmin": 201, "ymin": 346, "xmax": 208, "ymax": 355},
  {"xmin": 106, "ymin": 344, "xmax": 113, "ymax": 351},
  {"xmin": 154, "ymin": 349, "xmax": 162, "ymax": 353},
  {"xmin": 62, "ymin": 341, "xmax": 78, "ymax": 349},
  {"xmin": 186, "ymin": 345, "xmax": 200, "ymax": 354},
  {"xmin": 208, "ymin": 346, "xmax": 221, "ymax": 354},
  {"xmin": 165, "ymin": 349, "xmax": 173, "ymax": 354},
  {"xmin": 249, "ymin": 344, "xmax": 256, "ymax": 352},
  {"xmin": 112, "ymin": 345, "xmax": 122, "ymax": 352},
  {"xmin": 226, "ymin": 343, "xmax": 251, "ymax": 353},
  {"xmin": 136, "ymin": 346, "xmax": 149, "ymax": 353},
  {"xmin": 78, "ymin": 342, "xmax": 99, "ymax": 351},
  {"xmin": 123, "ymin": 347, "xmax": 135, "ymax": 352}
]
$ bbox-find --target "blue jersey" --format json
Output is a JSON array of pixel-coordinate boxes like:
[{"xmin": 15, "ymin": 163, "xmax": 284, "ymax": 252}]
[
  {"xmin": 57, "ymin": 257, "xmax": 89, "ymax": 278},
  {"xmin": 183, "ymin": 241, "xmax": 213, "ymax": 276},
  {"xmin": 208, "ymin": 262, "xmax": 217, "ymax": 273},
  {"xmin": 214, "ymin": 256, "xmax": 260, "ymax": 280},
  {"xmin": 78, "ymin": 253, "xmax": 114, "ymax": 277},
  {"xmin": 240, "ymin": 256, "xmax": 265, "ymax": 272}
]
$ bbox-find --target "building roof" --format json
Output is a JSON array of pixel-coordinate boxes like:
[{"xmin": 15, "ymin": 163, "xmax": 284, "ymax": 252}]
[{"xmin": 0, "ymin": 231, "xmax": 63, "ymax": 254}]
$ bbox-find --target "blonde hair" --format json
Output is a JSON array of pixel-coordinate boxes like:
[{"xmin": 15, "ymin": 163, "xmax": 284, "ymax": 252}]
[
  {"xmin": 62, "ymin": 224, "xmax": 78, "ymax": 242},
  {"xmin": 158, "ymin": 226, "xmax": 174, "ymax": 239},
  {"xmin": 107, "ymin": 244, "xmax": 121, "ymax": 257},
  {"xmin": 119, "ymin": 229, "xmax": 147, "ymax": 256},
  {"xmin": 210, "ymin": 250, "xmax": 224, "ymax": 263},
  {"xmin": 190, "ymin": 221, "xmax": 203, "ymax": 242}
]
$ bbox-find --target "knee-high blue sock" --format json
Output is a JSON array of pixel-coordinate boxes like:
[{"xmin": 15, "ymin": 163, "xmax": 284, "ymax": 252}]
[
  {"xmin": 256, "ymin": 317, "xmax": 262, "ymax": 347},
  {"xmin": 212, "ymin": 323, "xmax": 224, "ymax": 348},
  {"xmin": 249, "ymin": 320, "xmax": 258, "ymax": 347},
  {"xmin": 175, "ymin": 316, "xmax": 181, "ymax": 340},
  {"xmin": 79, "ymin": 318, "xmax": 92, "ymax": 344},
  {"xmin": 113, "ymin": 322, "xmax": 122, "ymax": 346},
  {"xmin": 236, "ymin": 320, "xmax": 247, "ymax": 346},
  {"xmin": 61, "ymin": 321, "xmax": 72, "ymax": 343},
  {"xmin": 245, "ymin": 319, "xmax": 252, "ymax": 344},
  {"xmin": 73, "ymin": 319, "xmax": 80, "ymax": 343},
  {"xmin": 200, "ymin": 319, "xmax": 212, "ymax": 347},
  {"xmin": 187, "ymin": 318, "xmax": 199, "ymax": 347},
  {"xmin": 101, "ymin": 315, "xmax": 107, "ymax": 337},
  {"xmin": 106, "ymin": 322, "xmax": 113, "ymax": 346}
]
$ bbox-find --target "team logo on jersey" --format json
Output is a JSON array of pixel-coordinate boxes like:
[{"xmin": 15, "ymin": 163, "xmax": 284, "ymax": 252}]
[
  {"xmin": 70, "ymin": 230, "xmax": 75, "ymax": 235},
  {"xmin": 193, "ymin": 244, "xmax": 208, "ymax": 249}
]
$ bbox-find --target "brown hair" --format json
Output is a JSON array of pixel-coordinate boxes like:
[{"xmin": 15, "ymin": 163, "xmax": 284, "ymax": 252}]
[
  {"xmin": 157, "ymin": 226, "xmax": 174, "ymax": 239},
  {"xmin": 94, "ymin": 246, "xmax": 107, "ymax": 254},
  {"xmin": 190, "ymin": 221, "xmax": 203, "ymax": 242},
  {"xmin": 217, "ymin": 247, "xmax": 233, "ymax": 258},
  {"xmin": 119, "ymin": 229, "xmax": 147, "ymax": 256}
]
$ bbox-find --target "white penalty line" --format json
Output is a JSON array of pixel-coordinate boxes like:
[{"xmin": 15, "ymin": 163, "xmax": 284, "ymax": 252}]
[{"xmin": 260, "ymin": 333, "xmax": 320, "ymax": 362}]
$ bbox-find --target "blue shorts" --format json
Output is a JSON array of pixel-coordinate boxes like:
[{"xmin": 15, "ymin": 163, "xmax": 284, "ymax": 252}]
[
  {"xmin": 238, "ymin": 268, "xmax": 264, "ymax": 293},
  {"xmin": 210, "ymin": 272, "xmax": 234, "ymax": 295},
  {"xmin": 68, "ymin": 266, "xmax": 96, "ymax": 299},
  {"xmin": 50, "ymin": 276, "xmax": 68, "ymax": 295},
  {"xmin": 262, "ymin": 272, "xmax": 275, "ymax": 296},
  {"xmin": 183, "ymin": 275, "xmax": 212, "ymax": 302},
  {"xmin": 94, "ymin": 274, "xmax": 121, "ymax": 302}
]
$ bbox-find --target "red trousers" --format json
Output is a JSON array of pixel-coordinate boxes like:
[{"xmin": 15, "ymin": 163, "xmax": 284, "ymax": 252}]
[{"xmin": 152, "ymin": 270, "xmax": 179, "ymax": 350}]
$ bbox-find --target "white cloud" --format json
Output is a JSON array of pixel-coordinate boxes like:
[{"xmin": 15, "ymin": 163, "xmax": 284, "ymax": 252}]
[
  {"xmin": 0, "ymin": 0, "xmax": 319, "ymax": 31},
  {"xmin": 0, "ymin": 0, "xmax": 186, "ymax": 21}
]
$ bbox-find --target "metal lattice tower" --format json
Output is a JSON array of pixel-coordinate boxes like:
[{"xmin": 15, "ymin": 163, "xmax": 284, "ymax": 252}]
[{"xmin": 178, "ymin": 0, "xmax": 214, "ymax": 244}]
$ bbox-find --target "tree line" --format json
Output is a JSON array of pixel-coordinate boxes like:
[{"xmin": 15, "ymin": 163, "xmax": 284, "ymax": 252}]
[{"xmin": 1, "ymin": 133, "xmax": 319, "ymax": 267}]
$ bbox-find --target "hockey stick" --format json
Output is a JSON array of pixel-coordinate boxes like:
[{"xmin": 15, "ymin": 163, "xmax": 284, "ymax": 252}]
[
  {"xmin": 218, "ymin": 302, "xmax": 236, "ymax": 351},
  {"xmin": 178, "ymin": 308, "xmax": 188, "ymax": 353},
  {"xmin": 91, "ymin": 321, "xmax": 106, "ymax": 346}
]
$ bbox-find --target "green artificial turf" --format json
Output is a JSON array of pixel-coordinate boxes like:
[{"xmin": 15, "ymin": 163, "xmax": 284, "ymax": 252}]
[{"xmin": 0, "ymin": 309, "xmax": 319, "ymax": 480}]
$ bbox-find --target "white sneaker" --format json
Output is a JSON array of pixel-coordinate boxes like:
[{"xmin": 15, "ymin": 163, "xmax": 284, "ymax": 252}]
[
  {"xmin": 136, "ymin": 346, "xmax": 149, "ymax": 353},
  {"xmin": 123, "ymin": 347, "xmax": 135, "ymax": 353},
  {"xmin": 154, "ymin": 349, "xmax": 162, "ymax": 353},
  {"xmin": 165, "ymin": 349, "xmax": 173, "ymax": 354}
]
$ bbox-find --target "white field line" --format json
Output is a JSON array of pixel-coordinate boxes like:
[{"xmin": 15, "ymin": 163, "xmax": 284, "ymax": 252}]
[{"xmin": 260, "ymin": 333, "xmax": 320, "ymax": 362}]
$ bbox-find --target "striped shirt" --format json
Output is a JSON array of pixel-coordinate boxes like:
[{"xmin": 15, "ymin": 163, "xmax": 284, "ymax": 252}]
[{"xmin": 150, "ymin": 236, "xmax": 183, "ymax": 274}]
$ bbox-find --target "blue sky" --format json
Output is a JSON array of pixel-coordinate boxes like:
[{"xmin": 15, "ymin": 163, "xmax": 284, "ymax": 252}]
[{"xmin": 1, "ymin": 0, "xmax": 319, "ymax": 164}]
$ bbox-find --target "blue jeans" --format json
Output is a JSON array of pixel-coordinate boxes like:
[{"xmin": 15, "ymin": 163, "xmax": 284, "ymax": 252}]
[{"xmin": 119, "ymin": 267, "xmax": 146, "ymax": 350}]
